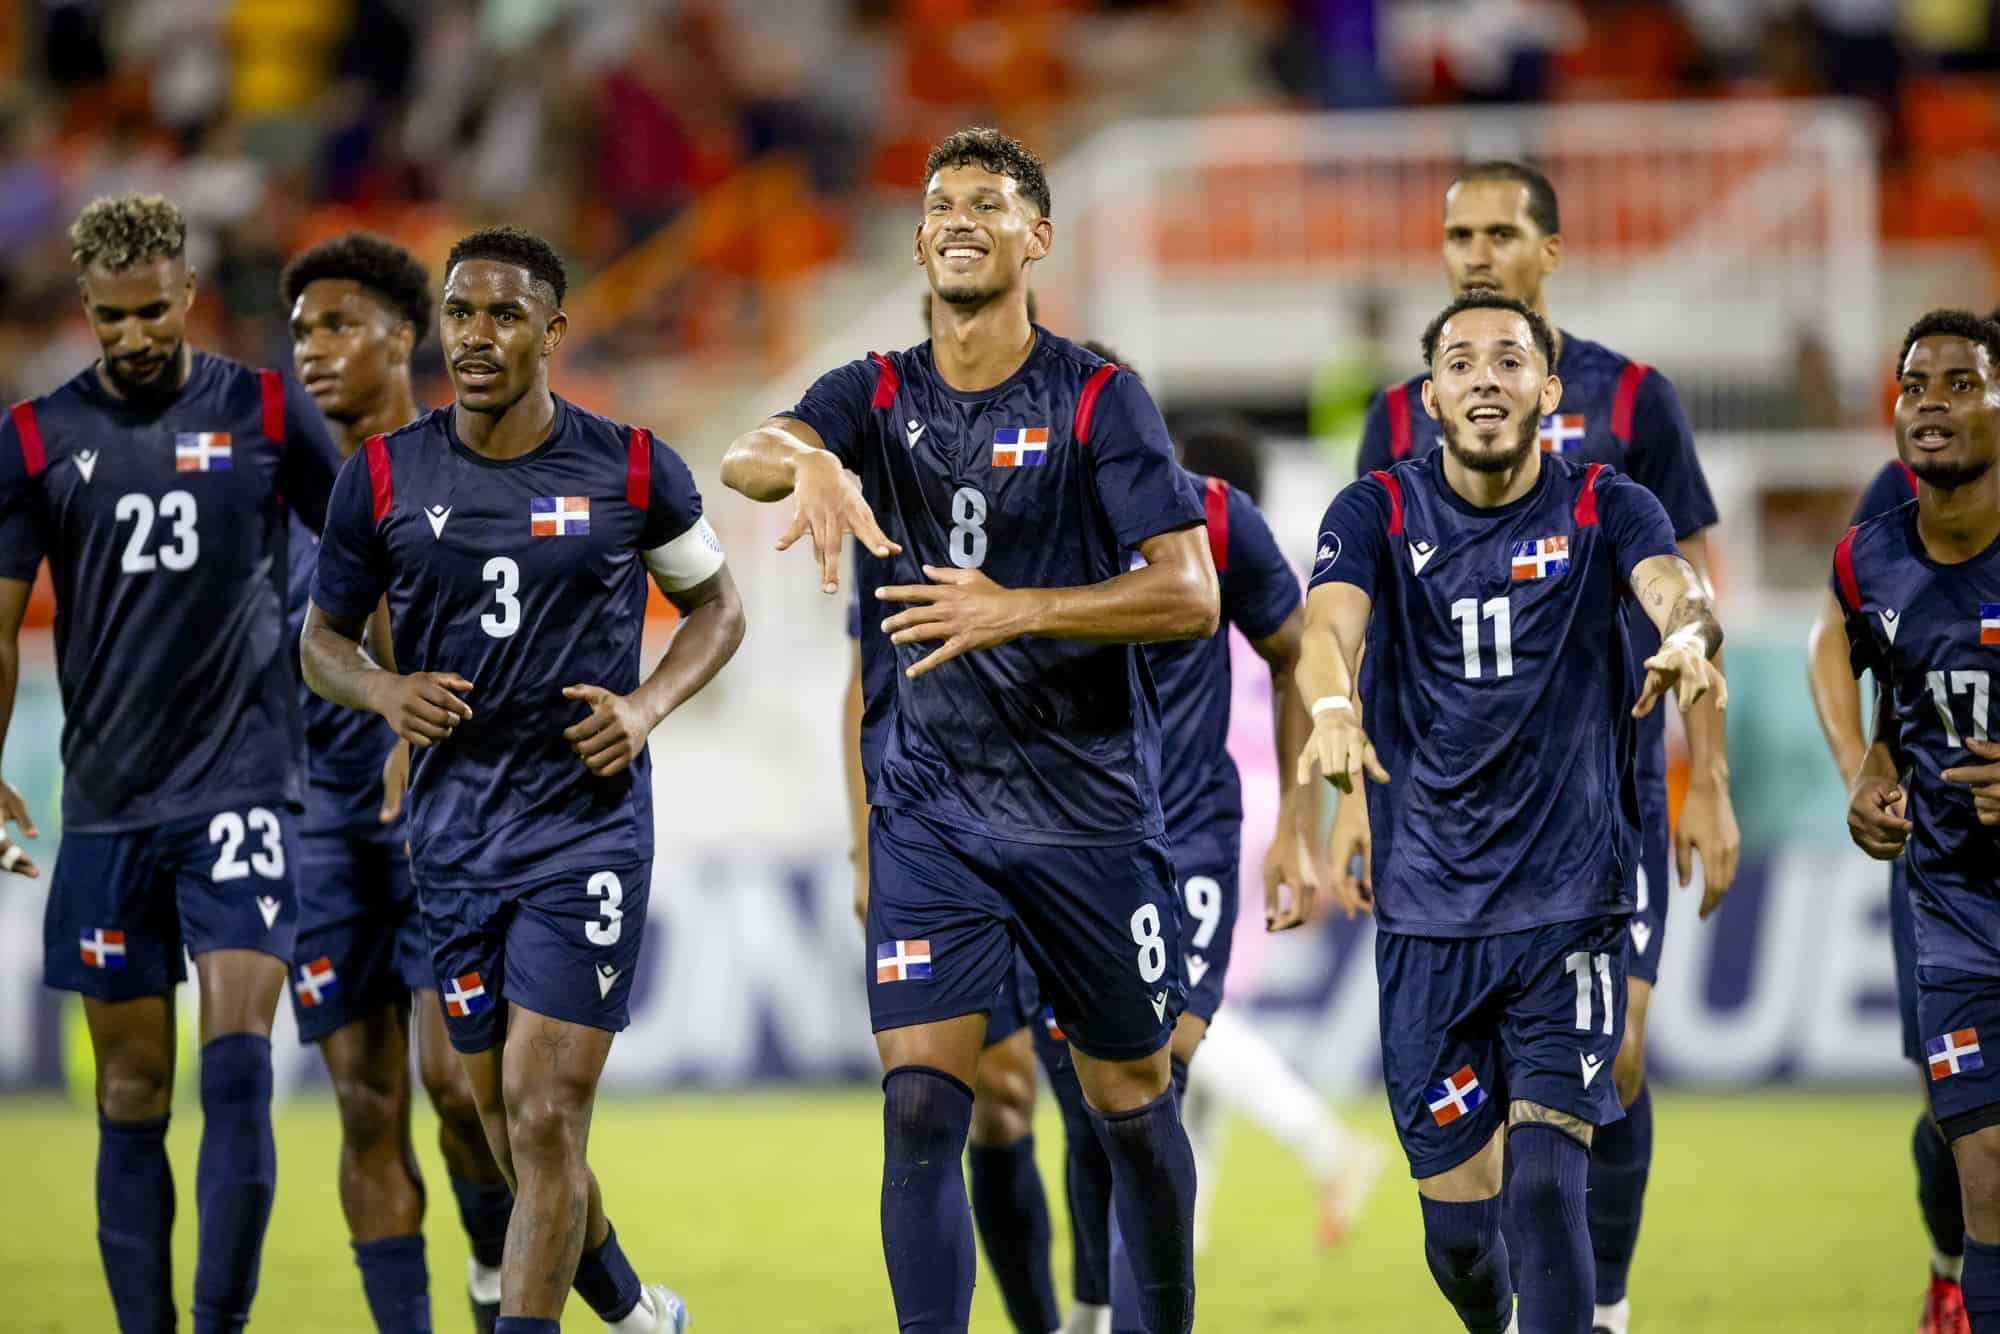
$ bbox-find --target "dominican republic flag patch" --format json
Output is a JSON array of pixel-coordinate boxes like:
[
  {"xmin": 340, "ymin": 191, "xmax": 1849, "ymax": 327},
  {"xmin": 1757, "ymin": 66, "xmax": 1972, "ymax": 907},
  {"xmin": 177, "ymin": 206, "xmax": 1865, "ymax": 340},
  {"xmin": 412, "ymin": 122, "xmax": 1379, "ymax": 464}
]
[
  {"xmin": 1511, "ymin": 535, "xmax": 1570, "ymax": 581},
  {"xmin": 1981, "ymin": 603, "xmax": 2000, "ymax": 645},
  {"xmin": 79, "ymin": 928, "xmax": 127, "ymax": 969},
  {"xmin": 443, "ymin": 971, "xmax": 492, "ymax": 1017},
  {"xmin": 174, "ymin": 432, "xmax": 232, "ymax": 471},
  {"xmin": 1425, "ymin": 1065, "xmax": 1486, "ymax": 1126},
  {"xmin": 294, "ymin": 957, "xmax": 338, "ymax": 1007},
  {"xmin": 1538, "ymin": 414, "xmax": 1586, "ymax": 452},
  {"xmin": 875, "ymin": 939, "xmax": 932, "ymax": 983},
  {"xmin": 530, "ymin": 496, "xmax": 590, "ymax": 537},
  {"xmin": 1928, "ymin": 1028, "xmax": 1983, "ymax": 1081},
  {"xmin": 992, "ymin": 427, "xmax": 1049, "ymax": 468},
  {"xmin": 1041, "ymin": 1005, "xmax": 1066, "ymax": 1042}
]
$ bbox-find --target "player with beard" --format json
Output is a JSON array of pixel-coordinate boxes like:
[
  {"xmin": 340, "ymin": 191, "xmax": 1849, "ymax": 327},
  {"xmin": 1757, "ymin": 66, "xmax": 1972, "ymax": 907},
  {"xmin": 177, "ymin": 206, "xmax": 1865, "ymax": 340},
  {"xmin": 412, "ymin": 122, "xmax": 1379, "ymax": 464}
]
[
  {"xmin": 280, "ymin": 233, "xmax": 516, "ymax": 1333},
  {"xmin": 0, "ymin": 194, "xmax": 344, "ymax": 1333},
  {"xmin": 1352, "ymin": 164, "xmax": 1736, "ymax": 1334},
  {"xmin": 1834, "ymin": 311, "xmax": 2000, "ymax": 1333},
  {"xmin": 724, "ymin": 127, "xmax": 1216, "ymax": 1334},
  {"xmin": 303, "ymin": 226, "xmax": 741, "ymax": 1334},
  {"xmin": 1301, "ymin": 291, "xmax": 1727, "ymax": 1334}
]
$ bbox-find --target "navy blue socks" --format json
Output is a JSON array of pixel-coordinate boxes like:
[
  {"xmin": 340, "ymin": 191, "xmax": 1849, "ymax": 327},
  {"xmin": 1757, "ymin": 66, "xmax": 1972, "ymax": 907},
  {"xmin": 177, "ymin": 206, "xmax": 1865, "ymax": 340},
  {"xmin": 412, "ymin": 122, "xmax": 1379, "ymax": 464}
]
[
  {"xmin": 449, "ymin": 1174, "xmax": 513, "ymax": 1272},
  {"xmin": 1043, "ymin": 1055, "xmax": 1112, "ymax": 1308},
  {"xmin": 572, "ymin": 1221, "xmax": 644, "ymax": 1324},
  {"xmin": 968, "ymin": 1137, "xmax": 1060, "ymax": 1334},
  {"xmin": 1962, "ymin": 1236, "xmax": 2000, "ymax": 1331},
  {"xmin": 1915, "ymin": 1114, "xmax": 1967, "ymax": 1270},
  {"xmin": 1418, "ymin": 1193, "xmax": 1513, "ymax": 1334},
  {"xmin": 882, "ymin": 1066, "xmax": 977, "ymax": 1332},
  {"xmin": 1509, "ymin": 1124, "xmax": 1592, "ymax": 1334},
  {"xmin": 492, "ymin": 1320, "xmax": 558, "ymax": 1334},
  {"xmin": 1587, "ymin": 1083, "xmax": 1653, "ymax": 1305},
  {"xmin": 1090, "ymin": 1089, "xmax": 1196, "ymax": 1334},
  {"xmin": 354, "ymin": 1234, "xmax": 432, "ymax": 1332},
  {"xmin": 192, "ymin": 1033, "xmax": 277, "ymax": 1334},
  {"xmin": 97, "ymin": 1111, "xmax": 176, "ymax": 1334}
]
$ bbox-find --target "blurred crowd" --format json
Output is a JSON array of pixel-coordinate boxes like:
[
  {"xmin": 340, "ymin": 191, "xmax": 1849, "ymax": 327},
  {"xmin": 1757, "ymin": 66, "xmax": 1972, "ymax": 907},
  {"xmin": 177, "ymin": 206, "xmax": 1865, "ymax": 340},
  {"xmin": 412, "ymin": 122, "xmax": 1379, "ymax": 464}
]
[{"xmin": 1, "ymin": 0, "xmax": 1996, "ymax": 405}]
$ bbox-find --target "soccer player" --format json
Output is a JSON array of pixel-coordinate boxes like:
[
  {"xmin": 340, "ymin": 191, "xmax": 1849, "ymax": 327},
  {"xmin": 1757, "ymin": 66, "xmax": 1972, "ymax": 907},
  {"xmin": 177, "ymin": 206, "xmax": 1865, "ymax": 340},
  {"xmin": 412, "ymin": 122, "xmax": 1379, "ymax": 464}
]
[
  {"xmin": 280, "ymin": 232, "xmax": 517, "ymax": 1333},
  {"xmin": 1302, "ymin": 291, "xmax": 1726, "ymax": 1334},
  {"xmin": 722, "ymin": 127, "xmax": 1217, "ymax": 1334},
  {"xmin": 1808, "ymin": 448, "xmax": 1968, "ymax": 1332},
  {"xmin": 301, "ymin": 226, "xmax": 742, "ymax": 1334},
  {"xmin": 1833, "ymin": 310, "xmax": 2000, "ymax": 1333},
  {"xmin": 0, "ymin": 193, "xmax": 345, "ymax": 1334},
  {"xmin": 1350, "ymin": 160, "xmax": 1737, "ymax": 1334}
]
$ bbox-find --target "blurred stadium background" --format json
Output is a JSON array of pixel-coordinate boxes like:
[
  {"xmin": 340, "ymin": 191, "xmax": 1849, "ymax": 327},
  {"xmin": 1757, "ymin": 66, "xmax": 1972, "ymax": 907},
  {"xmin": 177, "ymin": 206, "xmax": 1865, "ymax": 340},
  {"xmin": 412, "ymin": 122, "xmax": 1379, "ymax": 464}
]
[{"xmin": 1, "ymin": 0, "xmax": 1997, "ymax": 1328}]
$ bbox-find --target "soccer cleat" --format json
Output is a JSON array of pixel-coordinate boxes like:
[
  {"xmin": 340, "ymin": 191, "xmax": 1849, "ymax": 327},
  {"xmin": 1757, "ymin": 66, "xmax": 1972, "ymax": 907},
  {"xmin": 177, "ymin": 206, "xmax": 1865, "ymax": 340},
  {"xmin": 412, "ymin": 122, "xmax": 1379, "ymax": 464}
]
[
  {"xmin": 1592, "ymin": 1296, "xmax": 1629, "ymax": 1334},
  {"xmin": 1315, "ymin": 1137, "xmax": 1387, "ymax": 1249},
  {"xmin": 1921, "ymin": 1273, "xmax": 1969, "ymax": 1334},
  {"xmin": 619, "ymin": 1282, "xmax": 691, "ymax": 1333}
]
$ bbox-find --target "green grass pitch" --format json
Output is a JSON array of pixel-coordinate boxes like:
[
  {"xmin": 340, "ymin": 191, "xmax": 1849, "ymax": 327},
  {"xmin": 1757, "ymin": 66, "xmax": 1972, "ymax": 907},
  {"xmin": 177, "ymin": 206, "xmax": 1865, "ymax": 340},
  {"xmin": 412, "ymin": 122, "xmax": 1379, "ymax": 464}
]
[{"xmin": 0, "ymin": 1088, "xmax": 1926, "ymax": 1330}]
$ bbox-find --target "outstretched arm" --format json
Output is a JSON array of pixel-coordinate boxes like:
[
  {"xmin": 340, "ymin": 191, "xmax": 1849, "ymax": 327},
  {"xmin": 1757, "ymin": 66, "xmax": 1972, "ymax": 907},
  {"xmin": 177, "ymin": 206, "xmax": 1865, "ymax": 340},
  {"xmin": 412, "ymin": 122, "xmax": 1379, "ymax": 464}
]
[
  {"xmin": 1626, "ymin": 552, "xmax": 1726, "ymax": 719},
  {"xmin": 719, "ymin": 417, "xmax": 899, "ymax": 592},
  {"xmin": 874, "ymin": 525, "xmax": 1219, "ymax": 679},
  {"xmin": 1293, "ymin": 581, "xmax": 1385, "ymax": 795}
]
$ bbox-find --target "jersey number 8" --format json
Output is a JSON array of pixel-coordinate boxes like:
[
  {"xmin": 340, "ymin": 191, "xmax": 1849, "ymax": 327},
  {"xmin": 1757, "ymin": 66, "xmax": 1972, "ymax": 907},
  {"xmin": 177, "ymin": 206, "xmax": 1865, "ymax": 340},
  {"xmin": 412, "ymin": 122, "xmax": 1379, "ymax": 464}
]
[{"xmin": 948, "ymin": 486, "xmax": 987, "ymax": 570}]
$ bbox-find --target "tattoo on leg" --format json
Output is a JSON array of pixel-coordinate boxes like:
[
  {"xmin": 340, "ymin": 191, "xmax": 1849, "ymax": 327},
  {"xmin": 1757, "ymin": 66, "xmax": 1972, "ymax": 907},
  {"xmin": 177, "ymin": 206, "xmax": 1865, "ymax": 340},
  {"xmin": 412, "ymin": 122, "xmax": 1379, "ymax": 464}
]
[
  {"xmin": 1509, "ymin": 1098, "xmax": 1594, "ymax": 1148},
  {"xmin": 530, "ymin": 1022, "xmax": 574, "ymax": 1072}
]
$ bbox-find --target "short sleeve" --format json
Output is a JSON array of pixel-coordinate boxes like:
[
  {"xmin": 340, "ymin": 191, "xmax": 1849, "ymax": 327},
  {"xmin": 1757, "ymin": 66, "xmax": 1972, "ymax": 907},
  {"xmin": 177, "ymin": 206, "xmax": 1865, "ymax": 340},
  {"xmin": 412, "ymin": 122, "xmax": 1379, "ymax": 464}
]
[
  {"xmin": 1084, "ymin": 371, "xmax": 1203, "ymax": 550},
  {"xmin": 784, "ymin": 357, "xmax": 880, "ymax": 470},
  {"xmin": 1621, "ymin": 369, "xmax": 1718, "ymax": 540},
  {"xmin": 1594, "ymin": 468, "xmax": 1679, "ymax": 578},
  {"xmin": 276, "ymin": 373, "xmax": 345, "ymax": 534},
  {"xmin": 310, "ymin": 447, "xmax": 390, "ymax": 622},
  {"xmin": 0, "ymin": 410, "xmax": 45, "ymax": 581},
  {"xmin": 1355, "ymin": 389, "xmax": 1397, "ymax": 480},
  {"xmin": 1306, "ymin": 475, "xmax": 1393, "ymax": 599},
  {"xmin": 1220, "ymin": 486, "xmax": 1300, "ymax": 642},
  {"xmin": 636, "ymin": 434, "xmax": 725, "ymax": 592},
  {"xmin": 1849, "ymin": 461, "xmax": 1917, "ymax": 527}
]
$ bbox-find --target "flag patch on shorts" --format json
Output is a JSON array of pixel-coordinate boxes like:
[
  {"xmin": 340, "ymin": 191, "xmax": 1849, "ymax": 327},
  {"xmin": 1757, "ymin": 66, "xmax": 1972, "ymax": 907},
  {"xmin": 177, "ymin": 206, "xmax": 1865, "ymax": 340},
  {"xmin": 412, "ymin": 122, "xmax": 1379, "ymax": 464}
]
[
  {"xmin": 79, "ymin": 928, "xmax": 127, "ymax": 969},
  {"xmin": 1425, "ymin": 1065, "xmax": 1485, "ymax": 1125},
  {"xmin": 875, "ymin": 939, "xmax": 932, "ymax": 983},
  {"xmin": 294, "ymin": 956, "xmax": 338, "ymax": 1007},
  {"xmin": 444, "ymin": 971, "xmax": 492, "ymax": 1017},
  {"xmin": 1041, "ymin": 1005, "xmax": 1066, "ymax": 1042},
  {"xmin": 1928, "ymin": 1028, "xmax": 1983, "ymax": 1080}
]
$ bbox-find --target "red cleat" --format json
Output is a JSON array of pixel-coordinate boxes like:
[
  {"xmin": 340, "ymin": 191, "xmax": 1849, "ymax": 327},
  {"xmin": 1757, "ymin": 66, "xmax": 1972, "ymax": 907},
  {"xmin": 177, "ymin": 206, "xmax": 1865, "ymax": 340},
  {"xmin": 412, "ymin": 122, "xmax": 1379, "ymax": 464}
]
[{"xmin": 1920, "ymin": 1273, "xmax": 1969, "ymax": 1334}]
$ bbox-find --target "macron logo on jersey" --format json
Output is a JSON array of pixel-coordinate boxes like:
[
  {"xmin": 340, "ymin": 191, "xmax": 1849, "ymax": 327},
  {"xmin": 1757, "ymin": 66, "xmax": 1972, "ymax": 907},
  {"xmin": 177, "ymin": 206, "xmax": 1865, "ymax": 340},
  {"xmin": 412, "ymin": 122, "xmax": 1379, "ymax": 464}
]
[
  {"xmin": 1538, "ymin": 414, "xmax": 1586, "ymax": 453},
  {"xmin": 992, "ymin": 427, "xmax": 1049, "ymax": 468},
  {"xmin": 1425, "ymin": 1065, "xmax": 1485, "ymax": 1126},
  {"xmin": 1929, "ymin": 1028, "xmax": 1983, "ymax": 1081},
  {"xmin": 875, "ymin": 939, "xmax": 932, "ymax": 983},
  {"xmin": 1510, "ymin": 535, "xmax": 1570, "ymax": 581},
  {"xmin": 79, "ymin": 928, "xmax": 127, "ymax": 970},
  {"xmin": 174, "ymin": 432, "xmax": 232, "ymax": 472},
  {"xmin": 444, "ymin": 972, "xmax": 492, "ymax": 1017},
  {"xmin": 530, "ymin": 496, "xmax": 590, "ymax": 537},
  {"xmin": 1981, "ymin": 604, "xmax": 2000, "ymax": 646},
  {"xmin": 426, "ymin": 505, "xmax": 451, "ymax": 538},
  {"xmin": 75, "ymin": 450, "xmax": 99, "ymax": 482},
  {"xmin": 1879, "ymin": 609, "xmax": 1901, "ymax": 643},
  {"xmin": 1410, "ymin": 539, "xmax": 1438, "ymax": 574},
  {"xmin": 294, "ymin": 957, "xmax": 338, "ymax": 1007}
]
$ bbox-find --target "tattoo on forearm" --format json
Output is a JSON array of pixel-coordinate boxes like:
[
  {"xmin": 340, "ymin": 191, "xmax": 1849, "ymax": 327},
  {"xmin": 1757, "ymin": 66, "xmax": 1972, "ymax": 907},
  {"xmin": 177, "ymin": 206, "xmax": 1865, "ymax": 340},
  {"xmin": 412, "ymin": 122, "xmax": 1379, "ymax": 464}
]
[{"xmin": 1665, "ymin": 596, "xmax": 1724, "ymax": 659}]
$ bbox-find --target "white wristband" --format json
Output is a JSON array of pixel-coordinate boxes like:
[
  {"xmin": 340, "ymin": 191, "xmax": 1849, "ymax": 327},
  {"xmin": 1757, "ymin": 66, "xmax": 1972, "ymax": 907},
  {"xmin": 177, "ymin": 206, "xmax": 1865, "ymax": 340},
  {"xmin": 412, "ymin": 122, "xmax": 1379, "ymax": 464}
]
[
  {"xmin": 1664, "ymin": 625, "xmax": 1706, "ymax": 654},
  {"xmin": 0, "ymin": 842, "xmax": 23, "ymax": 872},
  {"xmin": 1311, "ymin": 695, "xmax": 1353, "ymax": 718}
]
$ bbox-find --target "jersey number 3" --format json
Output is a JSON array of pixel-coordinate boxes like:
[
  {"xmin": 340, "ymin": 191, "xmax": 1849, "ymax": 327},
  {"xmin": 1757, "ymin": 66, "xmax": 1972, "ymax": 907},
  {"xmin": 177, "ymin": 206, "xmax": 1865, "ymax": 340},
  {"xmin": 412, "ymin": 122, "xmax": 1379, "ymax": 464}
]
[{"xmin": 482, "ymin": 556, "xmax": 521, "ymax": 638}]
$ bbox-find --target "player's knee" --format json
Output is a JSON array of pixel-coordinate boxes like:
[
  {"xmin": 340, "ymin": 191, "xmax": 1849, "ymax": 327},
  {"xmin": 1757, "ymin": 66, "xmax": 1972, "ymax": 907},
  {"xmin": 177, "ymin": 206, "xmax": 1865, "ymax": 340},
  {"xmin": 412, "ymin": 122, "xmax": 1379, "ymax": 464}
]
[
  {"xmin": 883, "ymin": 1066, "xmax": 973, "ymax": 1162},
  {"xmin": 1953, "ymin": 1127, "xmax": 2000, "ymax": 1222},
  {"xmin": 503, "ymin": 1091, "xmax": 588, "ymax": 1165},
  {"xmin": 96, "ymin": 1042, "xmax": 173, "ymax": 1121},
  {"xmin": 1421, "ymin": 1200, "xmax": 1501, "ymax": 1276},
  {"xmin": 420, "ymin": 1055, "xmax": 485, "ymax": 1142},
  {"xmin": 970, "ymin": 1062, "xmax": 1035, "ymax": 1146},
  {"xmin": 330, "ymin": 1066, "xmax": 406, "ymax": 1155}
]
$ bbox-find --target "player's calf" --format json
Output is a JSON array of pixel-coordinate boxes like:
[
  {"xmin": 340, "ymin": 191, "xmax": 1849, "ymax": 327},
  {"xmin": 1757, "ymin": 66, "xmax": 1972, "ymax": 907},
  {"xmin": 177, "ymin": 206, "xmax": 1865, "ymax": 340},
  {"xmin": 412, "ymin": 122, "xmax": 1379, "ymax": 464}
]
[
  {"xmin": 1953, "ymin": 1124, "xmax": 2000, "ymax": 1331},
  {"xmin": 496, "ymin": 1012, "xmax": 613, "ymax": 1319},
  {"xmin": 323, "ymin": 1009, "xmax": 434, "ymax": 1334},
  {"xmin": 191, "ymin": 949, "xmax": 286, "ymax": 1334},
  {"xmin": 85, "ymin": 995, "xmax": 179, "ymax": 1334},
  {"xmin": 1416, "ymin": 1125, "xmax": 1513, "ymax": 1334},
  {"xmin": 1074, "ymin": 1047, "xmax": 1195, "ymax": 1334},
  {"xmin": 970, "ymin": 1028, "xmax": 1060, "ymax": 1334}
]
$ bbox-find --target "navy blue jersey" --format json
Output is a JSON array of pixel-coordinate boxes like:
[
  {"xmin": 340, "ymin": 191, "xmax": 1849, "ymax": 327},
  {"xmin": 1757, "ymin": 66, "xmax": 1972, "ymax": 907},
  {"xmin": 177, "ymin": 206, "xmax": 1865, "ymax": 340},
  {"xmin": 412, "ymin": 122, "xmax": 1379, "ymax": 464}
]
[
  {"xmin": 311, "ymin": 398, "xmax": 719, "ymax": 891},
  {"xmin": 0, "ymin": 353, "xmax": 341, "ymax": 831},
  {"xmin": 1851, "ymin": 457, "xmax": 1919, "ymax": 527},
  {"xmin": 1834, "ymin": 507, "xmax": 2000, "ymax": 976},
  {"xmin": 1309, "ymin": 452, "xmax": 1678, "ymax": 936},
  {"xmin": 789, "ymin": 330, "xmax": 1203, "ymax": 846},
  {"xmin": 1144, "ymin": 474, "xmax": 1300, "ymax": 862},
  {"xmin": 287, "ymin": 514, "xmax": 398, "ymax": 836}
]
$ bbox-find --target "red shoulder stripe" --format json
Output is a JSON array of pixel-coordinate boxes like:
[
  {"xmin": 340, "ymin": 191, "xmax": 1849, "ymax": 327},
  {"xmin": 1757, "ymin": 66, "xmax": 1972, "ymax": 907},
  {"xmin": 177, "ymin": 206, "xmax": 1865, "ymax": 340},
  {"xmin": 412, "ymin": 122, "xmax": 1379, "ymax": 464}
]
[
  {"xmin": 1369, "ymin": 468, "xmax": 1404, "ymax": 536},
  {"xmin": 1386, "ymin": 384, "xmax": 1412, "ymax": 460},
  {"xmin": 1574, "ymin": 462, "xmax": 1604, "ymax": 526},
  {"xmin": 868, "ymin": 353, "xmax": 899, "ymax": 409},
  {"xmin": 1610, "ymin": 362, "xmax": 1648, "ymax": 443},
  {"xmin": 364, "ymin": 434, "xmax": 393, "ymax": 523},
  {"xmin": 9, "ymin": 402, "xmax": 44, "ymax": 476},
  {"xmin": 626, "ymin": 426, "xmax": 651, "ymax": 509},
  {"xmin": 1895, "ymin": 458, "xmax": 1918, "ymax": 495},
  {"xmin": 258, "ymin": 369, "xmax": 284, "ymax": 442},
  {"xmin": 1203, "ymin": 476, "xmax": 1230, "ymax": 573},
  {"xmin": 1833, "ymin": 526, "xmax": 1861, "ymax": 612},
  {"xmin": 1074, "ymin": 363, "xmax": 1119, "ymax": 444}
]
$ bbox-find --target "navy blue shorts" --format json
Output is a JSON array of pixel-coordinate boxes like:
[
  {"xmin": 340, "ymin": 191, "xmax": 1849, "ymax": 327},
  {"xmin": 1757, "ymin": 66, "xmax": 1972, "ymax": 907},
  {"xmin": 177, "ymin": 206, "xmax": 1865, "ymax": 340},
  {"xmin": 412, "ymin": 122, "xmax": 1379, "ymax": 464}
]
[
  {"xmin": 288, "ymin": 828, "xmax": 427, "ymax": 1044},
  {"xmin": 984, "ymin": 948, "xmax": 1037, "ymax": 1047},
  {"xmin": 1917, "ymin": 965, "xmax": 2000, "ymax": 1135},
  {"xmin": 44, "ymin": 804, "xmax": 299, "ymax": 1001},
  {"xmin": 420, "ymin": 860, "xmax": 651, "ymax": 1054},
  {"xmin": 1890, "ymin": 859, "xmax": 1923, "ymax": 1065},
  {"xmin": 1626, "ymin": 737, "xmax": 1670, "ymax": 986},
  {"xmin": 1176, "ymin": 850, "xmax": 1238, "ymax": 1024},
  {"xmin": 865, "ymin": 807, "xmax": 1184, "ymax": 1063},
  {"xmin": 1378, "ymin": 916, "xmax": 1630, "ymax": 1178}
]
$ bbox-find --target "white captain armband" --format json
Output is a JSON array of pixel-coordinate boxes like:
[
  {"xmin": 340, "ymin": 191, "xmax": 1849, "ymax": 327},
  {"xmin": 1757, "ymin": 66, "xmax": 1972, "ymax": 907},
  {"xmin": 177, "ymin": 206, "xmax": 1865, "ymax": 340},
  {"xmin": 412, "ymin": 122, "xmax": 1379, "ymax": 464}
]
[
  {"xmin": 1310, "ymin": 695, "xmax": 1353, "ymax": 718},
  {"xmin": 641, "ymin": 517, "xmax": 727, "ymax": 591}
]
